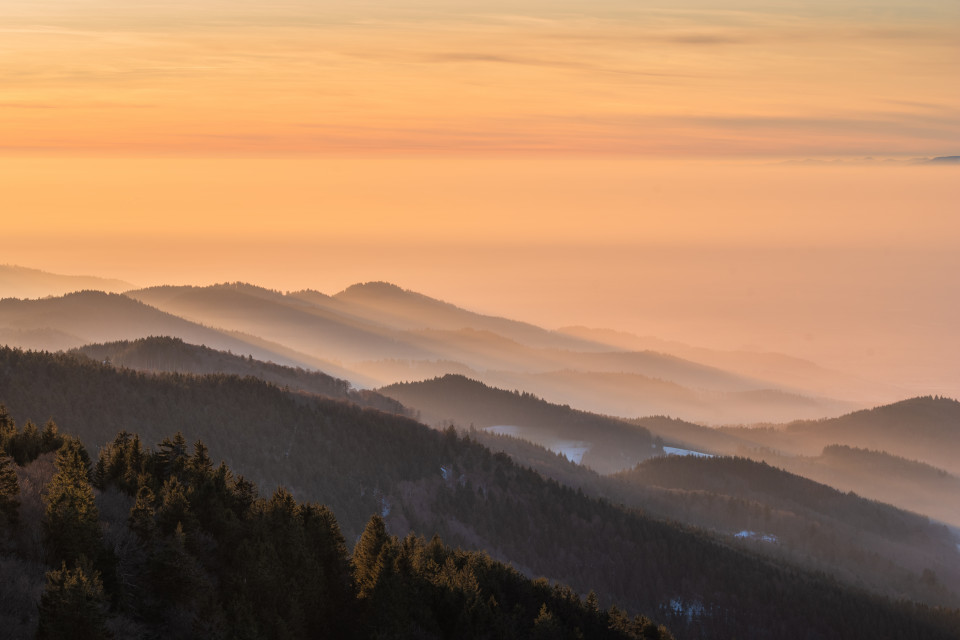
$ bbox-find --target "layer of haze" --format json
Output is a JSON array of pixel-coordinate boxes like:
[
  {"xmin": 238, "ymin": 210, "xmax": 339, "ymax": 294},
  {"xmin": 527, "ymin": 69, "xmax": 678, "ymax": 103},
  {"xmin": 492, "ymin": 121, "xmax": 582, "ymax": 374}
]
[{"xmin": 3, "ymin": 158, "xmax": 959, "ymax": 398}]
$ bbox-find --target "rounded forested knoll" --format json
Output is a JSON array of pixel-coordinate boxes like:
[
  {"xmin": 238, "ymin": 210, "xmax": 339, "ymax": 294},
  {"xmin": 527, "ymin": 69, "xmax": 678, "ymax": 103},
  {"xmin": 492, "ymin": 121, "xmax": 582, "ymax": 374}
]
[
  {"xmin": 72, "ymin": 336, "xmax": 408, "ymax": 415},
  {"xmin": 783, "ymin": 396, "xmax": 960, "ymax": 474},
  {"xmin": 379, "ymin": 374, "xmax": 656, "ymax": 474}
]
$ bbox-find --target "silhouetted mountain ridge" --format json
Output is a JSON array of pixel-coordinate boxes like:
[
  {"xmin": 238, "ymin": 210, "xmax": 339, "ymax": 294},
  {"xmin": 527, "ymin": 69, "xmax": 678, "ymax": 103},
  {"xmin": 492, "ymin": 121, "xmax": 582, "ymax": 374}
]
[
  {"xmin": 71, "ymin": 336, "xmax": 407, "ymax": 414},
  {"xmin": 0, "ymin": 264, "xmax": 134, "ymax": 299},
  {"xmin": 784, "ymin": 396, "xmax": 960, "ymax": 473}
]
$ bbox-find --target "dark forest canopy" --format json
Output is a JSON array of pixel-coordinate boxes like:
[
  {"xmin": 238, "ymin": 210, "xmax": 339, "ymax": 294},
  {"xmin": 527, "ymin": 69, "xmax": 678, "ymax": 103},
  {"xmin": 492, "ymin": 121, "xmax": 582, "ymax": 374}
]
[
  {"xmin": 379, "ymin": 374, "xmax": 658, "ymax": 474},
  {"xmin": 71, "ymin": 336, "xmax": 407, "ymax": 415},
  {"xmin": 2, "ymin": 422, "xmax": 669, "ymax": 639},
  {"xmin": 2, "ymin": 346, "xmax": 960, "ymax": 639}
]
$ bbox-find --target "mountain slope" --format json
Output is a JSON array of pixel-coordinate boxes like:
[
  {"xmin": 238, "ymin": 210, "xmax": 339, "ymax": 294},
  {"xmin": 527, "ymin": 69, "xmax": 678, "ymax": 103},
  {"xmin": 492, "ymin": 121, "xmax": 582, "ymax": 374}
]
[
  {"xmin": 327, "ymin": 281, "xmax": 604, "ymax": 351},
  {"xmin": 4, "ymin": 346, "xmax": 958, "ymax": 639},
  {"xmin": 485, "ymin": 369, "xmax": 852, "ymax": 424},
  {"xmin": 467, "ymin": 425, "xmax": 960, "ymax": 608},
  {"xmin": 126, "ymin": 281, "xmax": 858, "ymax": 423},
  {"xmin": 0, "ymin": 290, "xmax": 351, "ymax": 373},
  {"xmin": 721, "ymin": 396, "xmax": 960, "ymax": 475},
  {"xmin": 748, "ymin": 445, "xmax": 960, "ymax": 529},
  {"xmin": 0, "ymin": 264, "xmax": 134, "ymax": 299},
  {"xmin": 71, "ymin": 336, "xmax": 406, "ymax": 414},
  {"xmin": 126, "ymin": 283, "xmax": 432, "ymax": 364},
  {"xmin": 610, "ymin": 455, "xmax": 960, "ymax": 605},
  {"xmin": 378, "ymin": 374, "xmax": 658, "ymax": 474}
]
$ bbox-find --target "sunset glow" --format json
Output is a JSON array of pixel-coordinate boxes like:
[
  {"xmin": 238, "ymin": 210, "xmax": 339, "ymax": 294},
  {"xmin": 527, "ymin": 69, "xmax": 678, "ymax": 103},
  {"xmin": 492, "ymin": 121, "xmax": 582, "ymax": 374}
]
[{"xmin": 2, "ymin": 0, "xmax": 958, "ymax": 156}]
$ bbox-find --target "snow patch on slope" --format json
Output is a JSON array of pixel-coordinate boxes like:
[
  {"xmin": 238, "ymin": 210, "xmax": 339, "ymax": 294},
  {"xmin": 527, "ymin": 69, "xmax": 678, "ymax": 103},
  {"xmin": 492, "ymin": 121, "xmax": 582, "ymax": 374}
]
[{"xmin": 663, "ymin": 446, "xmax": 713, "ymax": 458}]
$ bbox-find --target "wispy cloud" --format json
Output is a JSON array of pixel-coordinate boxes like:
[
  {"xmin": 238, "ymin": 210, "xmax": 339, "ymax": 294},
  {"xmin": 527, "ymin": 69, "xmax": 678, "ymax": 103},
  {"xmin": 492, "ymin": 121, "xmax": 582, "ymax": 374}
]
[{"xmin": 1, "ymin": 0, "xmax": 957, "ymax": 157}]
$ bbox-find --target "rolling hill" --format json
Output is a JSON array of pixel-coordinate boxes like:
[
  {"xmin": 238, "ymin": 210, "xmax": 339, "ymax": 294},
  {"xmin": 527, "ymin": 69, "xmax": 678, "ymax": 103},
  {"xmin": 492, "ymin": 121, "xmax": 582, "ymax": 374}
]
[
  {"xmin": 126, "ymin": 282, "xmax": 429, "ymax": 364},
  {"xmin": 0, "ymin": 289, "xmax": 369, "ymax": 383},
  {"xmin": 71, "ymin": 336, "xmax": 407, "ymax": 415},
  {"xmin": 0, "ymin": 264, "xmax": 134, "ymax": 299},
  {"xmin": 747, "ymin": 445, "xmax": 960, "ymax": 529},
  {"xmin": 119, "ymin": 279, "xmax": 864, "ymax": 423},
  {"xmin": 721, "ymin": 396, "xmax": 960, "ymax": 475},
  {"xmin": 378, "ymin": 374, "xmax": 659, "ymax": 474}
]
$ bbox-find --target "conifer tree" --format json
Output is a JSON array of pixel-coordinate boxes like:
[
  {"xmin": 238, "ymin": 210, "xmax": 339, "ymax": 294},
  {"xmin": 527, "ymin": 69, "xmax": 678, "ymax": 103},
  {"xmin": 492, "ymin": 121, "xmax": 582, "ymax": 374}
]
[
  {"xmin": 532, "ymin": 603, "xmax": 566, "ymax": 640},
  {"xmin": 187, "ymin": 439, "xmax": 213, "ymax": 478},
  {"xmin": 43, "ymin": 440, "xmax": 102, "ymax": 565},
  {"xmin": 40, "ymin": 419, "xmax": 64, "ymax": 452},
  {"xmin": 353, "ymin": 514, "xmax": 392, "ymax": 599},
  {"xmin": 36, "ymin": 558, "xmax": 109, "ymax": 640},
  {"xmin": 129, "ymin": 485, "xmax": 157, "ymax": 543},
  {"xmin": 0, "ymin": 403, "xmax": 14, "ymax": 452},
  {"xmin": 0, "ymin": 453, "xmax": 19, "ymax": 530},
  {"xmin": 155, "ymin": 476, "xmax": 193, "ymax": 535}
]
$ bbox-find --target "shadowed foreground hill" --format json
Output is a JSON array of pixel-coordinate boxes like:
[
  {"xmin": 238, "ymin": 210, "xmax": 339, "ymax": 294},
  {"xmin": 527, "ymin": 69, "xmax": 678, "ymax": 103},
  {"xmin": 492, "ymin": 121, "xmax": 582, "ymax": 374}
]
[
  {"xmin": 1, "ymin": 431, "xmax": 667, "ymax": 640},
  {"xmin": 2, "ymin": 347, "xmax": 960, "ymax": 639}
]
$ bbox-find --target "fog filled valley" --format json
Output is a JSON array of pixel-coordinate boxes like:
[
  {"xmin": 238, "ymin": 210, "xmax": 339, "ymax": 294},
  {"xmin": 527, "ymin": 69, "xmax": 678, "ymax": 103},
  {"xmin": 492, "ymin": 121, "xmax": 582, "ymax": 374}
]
[{"xmin": 1, "ymin": 266, "xmax": 960, "ymax": 639}]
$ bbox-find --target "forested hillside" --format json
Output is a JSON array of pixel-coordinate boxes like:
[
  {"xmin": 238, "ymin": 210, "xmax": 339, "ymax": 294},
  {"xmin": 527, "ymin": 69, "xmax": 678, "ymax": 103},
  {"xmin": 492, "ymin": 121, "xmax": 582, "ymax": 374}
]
[
  {"xmin": 718, "ymin": 397, "xmax": 960, "ymax": 473},
  {"xmin": 1, "ymin": 421, "xmax": 665, "ymax": 639},
  {"xmin": 72, "ymin": 337, "xmax": 407, "ymax": 415},
  {"xmin": 379, "ymin": 374, "xmax": 659, "ymax": 474},
  {"xmin": 2, "ymin": 347, "xmax": 960, "ymax": 639},
  {"xmin": 468, "ymin": 428, "xmax": 960, "ymax": 608},
  {"xmin": 612, "ymin": 455, "xmax": 960, "ymax": 605},
  {"xmin": 745, "ymin": 445, "xmax": 960, "ymax": 529}
]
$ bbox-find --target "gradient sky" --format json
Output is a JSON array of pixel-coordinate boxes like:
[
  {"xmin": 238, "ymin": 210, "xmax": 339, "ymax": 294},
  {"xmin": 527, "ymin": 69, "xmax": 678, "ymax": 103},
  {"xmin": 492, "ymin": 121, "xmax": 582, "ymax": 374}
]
[
  {"xmin": 1, "ymin": 0, "xmax": 959, "ymax": 396},
  {"xmin": 1, "ymin": 0, "xmax": 958, "ymax": 156}
]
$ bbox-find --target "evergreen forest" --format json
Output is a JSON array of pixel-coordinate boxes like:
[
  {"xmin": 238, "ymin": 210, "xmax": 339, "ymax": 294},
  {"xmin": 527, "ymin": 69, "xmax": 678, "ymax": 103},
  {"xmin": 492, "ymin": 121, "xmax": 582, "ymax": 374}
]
[{"xmin": 2, "ymin": 346, "xmax": 960, "ymax": 639}]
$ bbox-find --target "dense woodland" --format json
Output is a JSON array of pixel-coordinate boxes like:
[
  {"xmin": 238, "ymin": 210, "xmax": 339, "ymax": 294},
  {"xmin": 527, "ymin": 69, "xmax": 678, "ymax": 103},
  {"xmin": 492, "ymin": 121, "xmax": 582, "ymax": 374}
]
[
  {"xmin": 468, "ymin": 428, "xmax": 960, "ymax": 608},
  {"xmin": 1, "ymin": 419, "xmax": 667, "ymax": 639},
  {"xmin": 2, "ymin": 346, "xmax": 960, "ymax": 639},
  {"xmin": 611, "ymin": 455, "xmax": 960, "ymax": 605},
  {"xmin": 740, "ymin": 444, "xmax": 960, "ymax": 530},
  {"xmin": 73, "ymin": 337, "xmax": 408, "ymax": 415},
  {"xmin": 379, "ymin": 374, "xmax": 659, "ymax": 474}
]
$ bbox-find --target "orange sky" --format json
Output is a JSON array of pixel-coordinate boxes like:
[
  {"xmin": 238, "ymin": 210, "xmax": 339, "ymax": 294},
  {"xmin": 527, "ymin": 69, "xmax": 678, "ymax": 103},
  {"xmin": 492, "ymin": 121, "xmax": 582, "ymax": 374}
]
[
  {"xmin": 1, "ymin": 0, "xmax": 958, "ymax": 156},
  {"xmin": 1, "ymin": 0, "xmax": 959, "ymax": 395}
]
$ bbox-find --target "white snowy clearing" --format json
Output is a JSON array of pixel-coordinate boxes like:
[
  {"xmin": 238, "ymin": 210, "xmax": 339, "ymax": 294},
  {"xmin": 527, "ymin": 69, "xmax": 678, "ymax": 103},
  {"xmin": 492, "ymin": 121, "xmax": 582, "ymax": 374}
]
[
  {"xmin": 734, "ymin": 530, "xmax": 778, "ymax": 543},
  {"xmin": 484, "ymin": 426, "xmax": 591, "ymax": 464},
  {"xmin": 670, "ymin": 598, "xmax": 706, "ymax": 620},
  {"xmin": 662, "ymin": 446, "xmax": 714, "ymax": 458}
]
